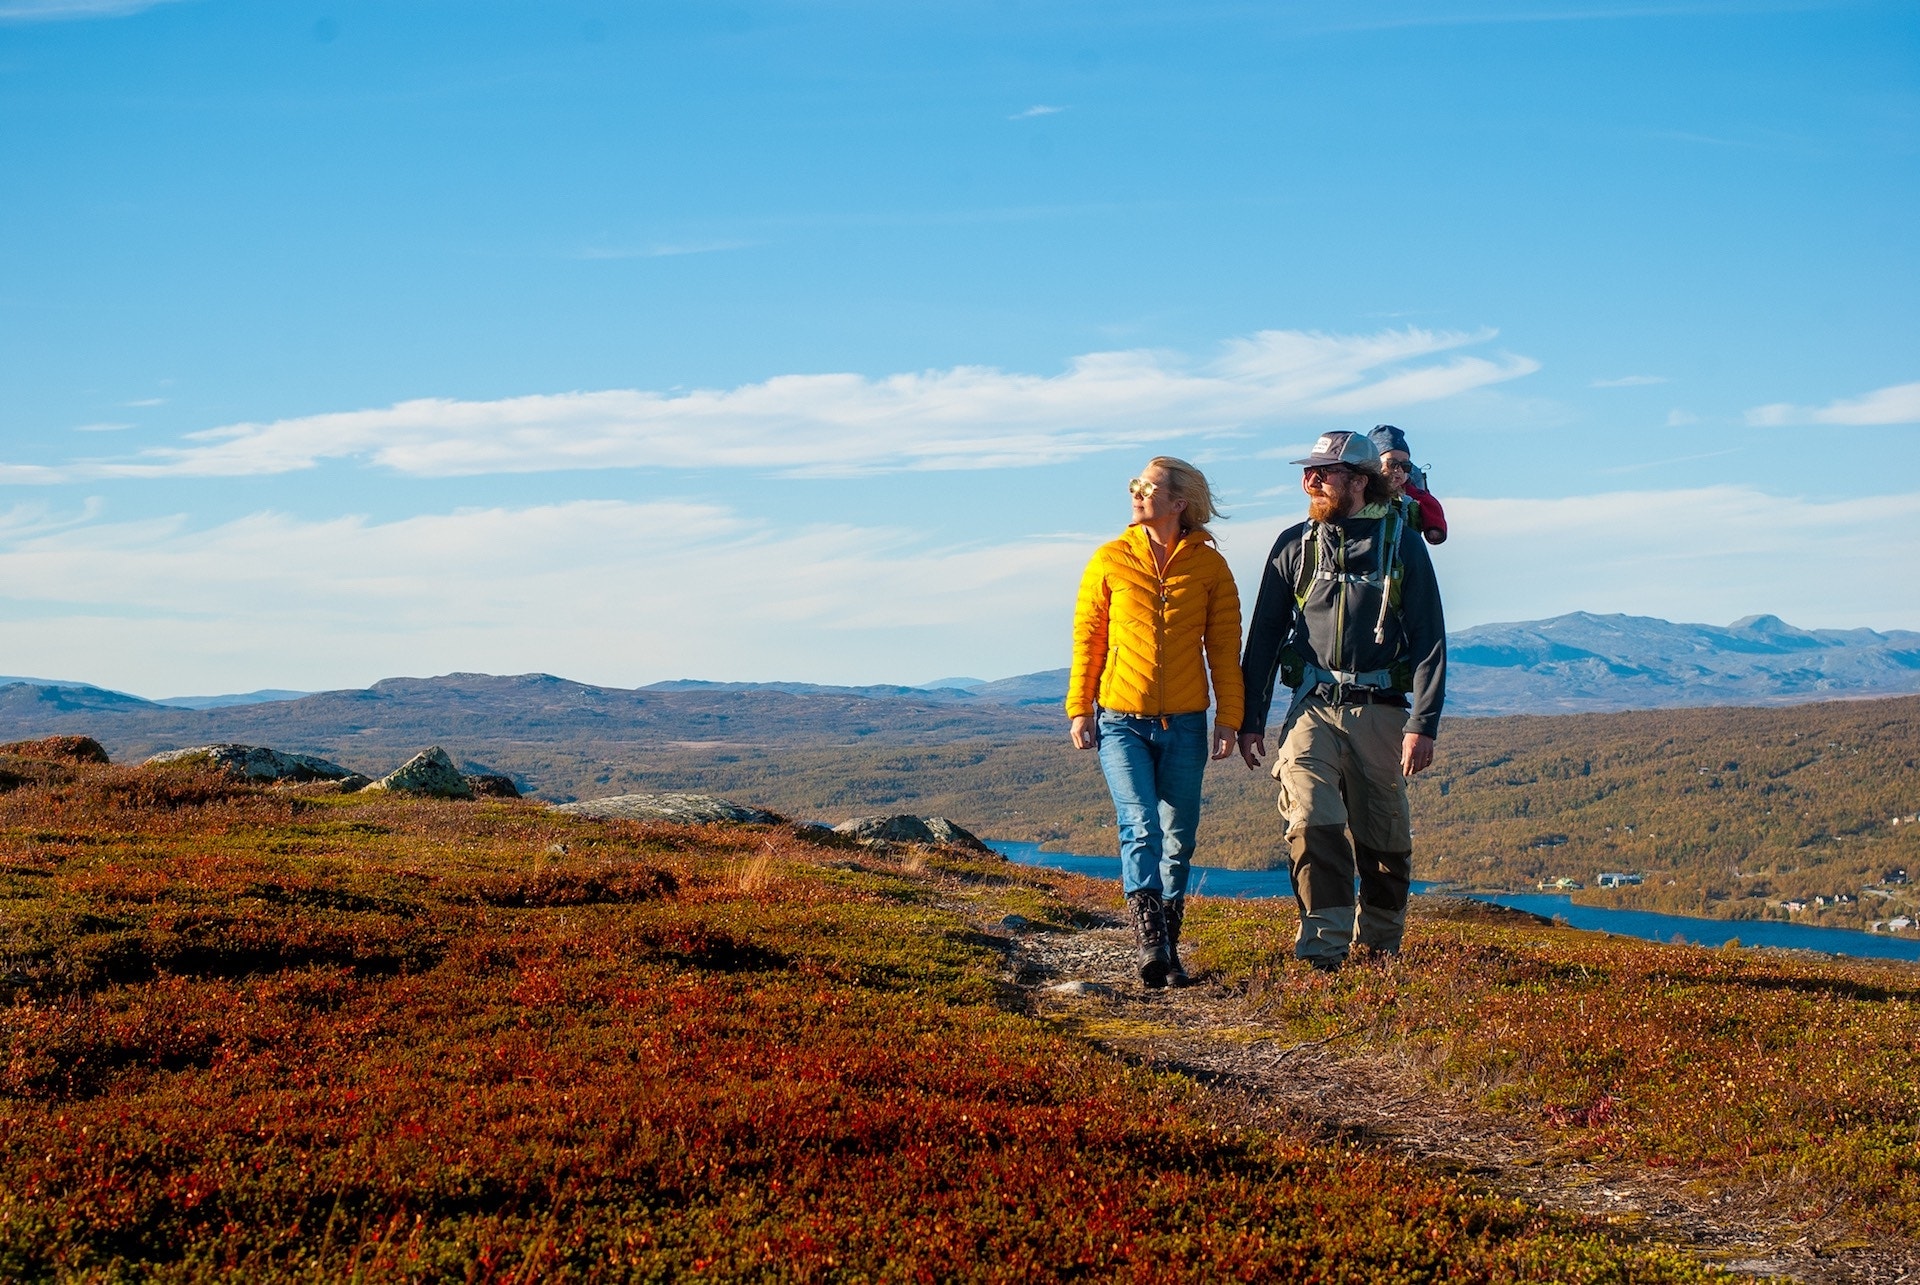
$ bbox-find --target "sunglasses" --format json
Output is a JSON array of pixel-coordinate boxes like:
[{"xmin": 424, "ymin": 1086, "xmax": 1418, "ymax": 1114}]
[
  {"xmin": 1303, "ymin": 465, "xmax": 1357, "ymax": 484},
  {"xmin": 1127, "ymin": 478, "xmax": 1159, "ymax": 500},
  {"xmin": 1383, "ymin": 461, "xmax": 1412, "ymax": 475}
]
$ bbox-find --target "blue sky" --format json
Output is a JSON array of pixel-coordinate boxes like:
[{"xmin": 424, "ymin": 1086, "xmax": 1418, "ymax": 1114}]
[{"xmin": 1, "ymin": 0, "xmax": 1915, "ymax": 697}]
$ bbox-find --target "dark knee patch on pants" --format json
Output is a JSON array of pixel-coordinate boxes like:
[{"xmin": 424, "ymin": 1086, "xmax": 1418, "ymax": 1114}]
[
  {"xmin": 1291, "ymin": 824, "xmax": 1357, "ymax": 910},
  {"xmin": 1355, "ymin": 844, "xmax": 1411, "ymax": 912}
]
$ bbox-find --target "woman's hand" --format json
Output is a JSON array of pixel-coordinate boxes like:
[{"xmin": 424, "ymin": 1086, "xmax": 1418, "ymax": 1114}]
[
  {"xmin": 1069, "ymin": 715, "xmax": 1097, "ymax": 750},
  {"xmin": 1211, "ymin": 723, "xmax": 1237, "ymax": 761}
]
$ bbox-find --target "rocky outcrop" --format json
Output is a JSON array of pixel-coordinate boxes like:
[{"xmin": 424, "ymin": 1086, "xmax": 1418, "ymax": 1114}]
[
  {"xmin": 831, "ymin": 815, "xmax": 992, "ymax": 852},
  {"xmin": 554, "ymin": 793, "xmax": 783, "ymax": 824},
  {"xmin": 144, "ymin": 743, "xmax": 359, "ymax": 784},
  {"xmin": 465, "ymin": 773, "xmax": 521, "ymax": 799},
  {"xmin": 365, "ymin": 747, "xmax": 474, "ymax": 799},
  {"xmin": 0, "ymin": 735, "xmax": 110, "ymax": 764}
]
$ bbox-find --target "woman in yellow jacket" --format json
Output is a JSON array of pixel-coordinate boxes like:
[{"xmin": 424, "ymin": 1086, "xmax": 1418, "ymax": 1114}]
[{"xmin": 1068, "ymin": 456, "xmax": 1244, "ymax": 988}]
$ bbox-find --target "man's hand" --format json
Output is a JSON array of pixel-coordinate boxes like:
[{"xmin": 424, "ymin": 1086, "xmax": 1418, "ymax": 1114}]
[
  {"xmin": 1401, "ymin": 732, "xmax": 1434, "ymax": 777},
  {"xmin": 1237, "ymin": 731, "xmax": 1267, "ymax": 770},
  {"xmin": 1069, "ymin": 715, "xmax": 1096, "ymax": 750},
  {"xmin": 1210, "ymin": 723, "xmax": 1237, "ymax": 761}
]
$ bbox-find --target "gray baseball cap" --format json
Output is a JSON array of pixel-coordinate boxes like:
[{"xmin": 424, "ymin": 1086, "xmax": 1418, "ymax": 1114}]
[{"xmin": 1291, "ymin": 430, "xmax": 1383, "ymax": 474}]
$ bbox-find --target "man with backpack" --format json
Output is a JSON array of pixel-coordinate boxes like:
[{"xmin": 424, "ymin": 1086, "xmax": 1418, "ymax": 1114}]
[{"xmin": 1237, "ymin": 430, "xmax": 1447, "ymax": 971}]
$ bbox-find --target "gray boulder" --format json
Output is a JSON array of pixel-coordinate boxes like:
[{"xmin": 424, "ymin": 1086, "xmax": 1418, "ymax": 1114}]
[
  {"xmin": 832, "ymin": 814, "xmax": 993, "ymax": 852},
  {"xmin": 365, "ymin": 746, "xmax": 474, "ymax": 799},
  {"xmin": 465, "ymin": 773, "xmax": 521, "ymax": 798},
  {"xmin": 144, "ymin": 744, "xmax": 360, "ymax": 785},
  {"xmin": 553, "ymin": 792, "xmax": 782, "ymax": 824}
]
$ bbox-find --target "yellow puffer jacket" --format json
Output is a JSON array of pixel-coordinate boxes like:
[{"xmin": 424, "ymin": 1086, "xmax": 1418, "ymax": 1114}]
[{"xmin": 1067, "ymin": 525, "xmax": 1245, "ymax": 728}]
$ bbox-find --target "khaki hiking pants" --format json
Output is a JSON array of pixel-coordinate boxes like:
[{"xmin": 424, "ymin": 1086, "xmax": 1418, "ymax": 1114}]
[{"xmin": 1272, "ymin": 695, "xmax": 1414, "ymax": 963}]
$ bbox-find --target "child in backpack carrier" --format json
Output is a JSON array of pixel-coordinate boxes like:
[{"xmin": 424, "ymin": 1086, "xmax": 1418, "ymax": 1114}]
[{"xmin": 1369, "ymin": 424, "xmax": 1447, "ymax": 545}]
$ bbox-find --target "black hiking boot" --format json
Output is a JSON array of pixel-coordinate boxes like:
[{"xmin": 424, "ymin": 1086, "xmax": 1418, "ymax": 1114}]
[
  {"xmin": 1163, "ymin": 895, "xmax": 1190, "ymax": 988},
  {"xmin": 1126, "ymin": 890, "xmax": 1169, "ymax": 989}
]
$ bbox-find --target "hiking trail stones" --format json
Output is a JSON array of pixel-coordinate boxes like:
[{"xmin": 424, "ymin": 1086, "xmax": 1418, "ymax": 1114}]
[
  {"xmin": 832, "ymin": 815, "xmax": 993, "ymax": 852},
  {"xmin": 554, "ymin": 793, "xmax": 783, "ymax": 824},
  {"xmin": 366, "ymin": 747, "xmax": 474, "ymax": 799},
  {"xmin": 144, "ymin": 744, "xmax": 361, "ymax": 785}
]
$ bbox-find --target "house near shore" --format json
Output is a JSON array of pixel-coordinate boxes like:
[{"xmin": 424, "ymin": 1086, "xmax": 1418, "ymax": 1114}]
[
  {"xmin": 1596, "ymin": 872, "xmax": 1643, "ymax": 888},
  {"xmin": 1538, "ymin": 876, "xmax": 1583, "ymax": 891}
]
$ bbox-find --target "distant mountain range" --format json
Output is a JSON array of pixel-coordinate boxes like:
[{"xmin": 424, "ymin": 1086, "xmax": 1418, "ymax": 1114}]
[
  {"xmin": 2, "ymin": 613, "xmax": 1915, "ymax": 798},
  {"xmin": 0, "ymin": 671, "xmax": 1062, "ymax": 795},
  {"xmin": 0, "ymin": 678, "xmax": 314, "ymax": 710},
  {"xmin": 617, "ymin": 612, "xmax": 1920, "ymax": 716},
  {"xmin": 641, "ymin": 670, "xmax": 1070, "ymax": 707},
  {"xmin": 1443, "ymin": 613, "xmax": 1920, "ymax": 715}
]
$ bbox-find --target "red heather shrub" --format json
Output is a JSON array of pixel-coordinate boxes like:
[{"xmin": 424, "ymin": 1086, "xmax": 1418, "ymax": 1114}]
[{"xmin": 0, "ymin": 779, "xmax": 1722, "ymax": 1283}]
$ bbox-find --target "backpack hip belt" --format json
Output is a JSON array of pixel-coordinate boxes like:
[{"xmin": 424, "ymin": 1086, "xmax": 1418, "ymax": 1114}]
[{"xmin": 1300, "ymin": 663, "xmax": 1397, "ymax": 706}]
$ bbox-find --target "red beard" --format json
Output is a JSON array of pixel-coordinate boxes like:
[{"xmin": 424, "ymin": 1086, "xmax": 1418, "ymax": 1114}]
[{"xmin": 1307, "ymin": 492, "xmax": 1344, "ymax": 522}]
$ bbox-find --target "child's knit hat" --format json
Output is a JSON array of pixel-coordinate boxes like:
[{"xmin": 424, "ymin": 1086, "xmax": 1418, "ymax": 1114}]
[{"xmin": 1368, "ymin": 424, "xmax": 1410, "ymax": 455}]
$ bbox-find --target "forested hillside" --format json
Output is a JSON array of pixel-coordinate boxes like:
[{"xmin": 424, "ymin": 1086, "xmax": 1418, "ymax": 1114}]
[{"xmin": 604, "ymin": 696, "xmax": 1920, "ymax": 932}]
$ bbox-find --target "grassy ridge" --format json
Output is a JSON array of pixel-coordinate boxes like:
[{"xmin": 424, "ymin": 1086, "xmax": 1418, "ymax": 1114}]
[
  {"xmin": 596, "ymin": 695, "xmax": 1920, "ymax": 929},
  {"xmin": 1190, "ymin": 900, "xmax": 1920, "ymax": 1240},
  {"xmin": 0, "ymin": 763, "xmax": 1717, "ymax": 1281}
]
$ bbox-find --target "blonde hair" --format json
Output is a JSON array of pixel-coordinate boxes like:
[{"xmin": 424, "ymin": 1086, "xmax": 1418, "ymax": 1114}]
[{"xmin": 1147, "ymin": 456, "xmax": 1224, "ymax": 539}]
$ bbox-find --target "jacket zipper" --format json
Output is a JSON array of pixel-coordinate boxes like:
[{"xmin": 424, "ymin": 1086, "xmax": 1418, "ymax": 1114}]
[{"xmin": 1153, "ymin": 537, "xmax": 1177, "ymax": 717}]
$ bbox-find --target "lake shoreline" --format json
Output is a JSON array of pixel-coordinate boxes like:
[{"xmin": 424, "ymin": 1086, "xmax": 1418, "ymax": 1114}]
[{"xmin": 990, "ymin": 840, "xmax": 1920, "ymax": 964}]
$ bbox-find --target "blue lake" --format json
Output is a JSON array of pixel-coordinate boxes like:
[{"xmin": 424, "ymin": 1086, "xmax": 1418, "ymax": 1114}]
[{"xmin": 988, "ymin": 840, "xmax": 1920, "ymax": 964}]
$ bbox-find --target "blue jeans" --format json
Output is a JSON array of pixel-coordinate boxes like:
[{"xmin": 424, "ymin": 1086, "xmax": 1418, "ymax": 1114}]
[{"xmin": 1095, "ymin": 711, "xmax": 1209, "ymax": 899}]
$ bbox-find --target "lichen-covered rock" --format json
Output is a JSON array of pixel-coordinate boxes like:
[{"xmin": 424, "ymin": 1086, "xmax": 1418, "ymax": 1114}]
[
  {"xmin": 0, "ymin": 735, "xmax": 110, "ymax": 764},
  {"xmin": 553, "ymin": 793, "xmax": 782, "ymax": 824},
  {"xmin": 466, "ymin": 773, "xmax": 521, "ymax": 799},
  {"xmin": 366, "ymin": 747, "xmax": 474, "ymax": 799},
  {"xmin": 144, "ymin": 744, "xmax": 356, "ymax": 783},
  {"xmin": 831, "ymin": 815, "xmax": 993, "ymax": 852}
]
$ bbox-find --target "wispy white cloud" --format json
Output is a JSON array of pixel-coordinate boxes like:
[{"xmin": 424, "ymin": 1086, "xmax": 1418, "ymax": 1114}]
[
  {"xmin": 1594, "ymin": 446, "xmax": 1739, "ymax": 475},
  {"xmin": 1664, "ymin": 409, "xmax": 1698, "ymax": 426},
  {"xmin": 37, "ymin": 327, "xmax": 1540, "ymax": 482},
  {"xmin": 1431, "ymin": 486, "xmax": 1920, "ymax": 631},
  {"xmin": 0, "ymin": 463, "xmax": 67, "ymax": 484},
  {"xmin": 1009, "ymin": 104, "xmax": 1065, "ymax": 120},
  {"xmin": 1746, "ymin": 380, "xmax": 1920, "ymax": 427},
  {"xmin": 123, "ymin": 397, "xmax": 167, "ymax": 407},
  {"xmin": 0, "ymin": 499, "xmax": 106, "ymax": 539},
  {"xmin": 0, "ymin": 500, "xmax": 1092, "ymax": 694},
  {"xmin": 4, "ymin": 484, "xmax": 1914, "ymax": 697},
  {"xmin": 0, "ymin": 0, "xmax": 184, "ymax": 19},
  {"xmin": 72, "ymin": 422, "xmax": 135, "ymax": 433},
  {"xmin": 1590, "ymin": 374, "xmax": 1667, "ymax": 387}
]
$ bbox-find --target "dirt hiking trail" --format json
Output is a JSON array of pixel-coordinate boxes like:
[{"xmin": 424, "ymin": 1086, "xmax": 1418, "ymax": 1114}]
[{"xmin": 972, "ymin": 896, "xmax": 1919, "ymax": 1285}]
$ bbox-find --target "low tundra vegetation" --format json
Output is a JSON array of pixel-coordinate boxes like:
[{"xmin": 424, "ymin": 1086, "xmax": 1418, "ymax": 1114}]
[
  {"xmin": 0, "ymin": 760, "xmax": 1720, "ymax": 1281},
  {"xmin": 1190, "ymin": 898, "xmax": 1920, "ymax": 1240}
]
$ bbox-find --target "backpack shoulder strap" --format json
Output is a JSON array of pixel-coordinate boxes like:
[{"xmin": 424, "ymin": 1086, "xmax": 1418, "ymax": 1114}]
[
  {"xmin": 1291, "ymin": 522, "xmax": 1321, "ymax": 608},
  {"xmin": 1372, "ymin": 503, "xmax": 1406, "ymax": 644}
]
